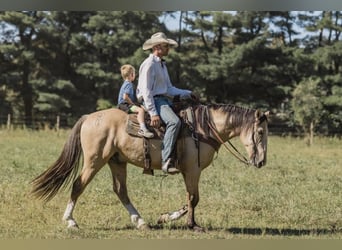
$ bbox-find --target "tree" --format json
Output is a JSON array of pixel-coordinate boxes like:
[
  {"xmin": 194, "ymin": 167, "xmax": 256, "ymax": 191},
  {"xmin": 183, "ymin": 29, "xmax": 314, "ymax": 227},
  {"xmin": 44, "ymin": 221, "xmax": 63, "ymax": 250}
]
[
  {"xmin": 0, "ymin": 11, "xmax": 341, "ymax": 135},
  {"xmin": 0, "ymin": 11, "xmax": 40, "ymax": 125},
  {"xmin": 78, "ymin": 11, "xmax": 163, "ymax": 110},
  {"xmin": 0, "ymin": 11, "xmax": 165, "ymax": 124},
  {"xmin": 268, "ymin": 11, "xmax": 300, "ymax": 46},
  {"xmin": 31, "ymin": 11, "xmax": 92, "ymax": 118},
  {"xmin": 291, "ymin": 77, "xmax": 324, "ymax": 145}
]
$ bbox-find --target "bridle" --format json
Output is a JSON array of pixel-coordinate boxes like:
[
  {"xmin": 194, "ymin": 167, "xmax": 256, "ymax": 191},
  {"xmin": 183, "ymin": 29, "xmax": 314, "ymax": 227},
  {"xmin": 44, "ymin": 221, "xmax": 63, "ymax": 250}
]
[
  {"xmin": 207, "ymin": 121, "xmax": 250, "ymax": 165},
  {"xmin": 207, "ymin": 112, "xmax": 268, "ymax": 166}
]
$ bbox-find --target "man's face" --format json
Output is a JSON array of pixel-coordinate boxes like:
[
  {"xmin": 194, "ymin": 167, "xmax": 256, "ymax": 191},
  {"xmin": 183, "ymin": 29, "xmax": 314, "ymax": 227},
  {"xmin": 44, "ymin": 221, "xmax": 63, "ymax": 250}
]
[{"xmin": 157, "ymin": 43, "xmax": 170, "ymax": 56}]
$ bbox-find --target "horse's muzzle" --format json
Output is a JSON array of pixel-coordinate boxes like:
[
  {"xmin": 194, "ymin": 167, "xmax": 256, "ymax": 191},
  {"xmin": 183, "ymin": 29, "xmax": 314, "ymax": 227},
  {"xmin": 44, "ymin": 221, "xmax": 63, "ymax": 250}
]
[
  {"xmin": 250, "ymin": 158, "xmax": 265, "ymax": 168},
  {"xmin": 255, "ymin": 161, "xmax": 265, "ymax": 168}
]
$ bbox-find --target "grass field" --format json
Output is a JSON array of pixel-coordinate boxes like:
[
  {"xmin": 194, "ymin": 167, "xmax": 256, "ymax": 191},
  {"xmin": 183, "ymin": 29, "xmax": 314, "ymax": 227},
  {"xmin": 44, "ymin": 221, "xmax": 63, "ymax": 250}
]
[{"xmin": 0, "ymin": 129, "xmax": 341, "ymax": 239}]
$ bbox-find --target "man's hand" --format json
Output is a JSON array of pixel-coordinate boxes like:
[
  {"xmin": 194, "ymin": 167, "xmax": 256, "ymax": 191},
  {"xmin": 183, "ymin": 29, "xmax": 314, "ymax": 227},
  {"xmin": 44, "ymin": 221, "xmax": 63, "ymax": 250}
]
[
  {"xmin": 150, "ymin": 115, "xmax": 161, "ymax": 128},
  {"xmin": 180, "ymin": 92, "xmax": 198, "ymax": 101},
  {"xmin": 190, "ymin": 92, "xmax": 199, "ymax": 102}
]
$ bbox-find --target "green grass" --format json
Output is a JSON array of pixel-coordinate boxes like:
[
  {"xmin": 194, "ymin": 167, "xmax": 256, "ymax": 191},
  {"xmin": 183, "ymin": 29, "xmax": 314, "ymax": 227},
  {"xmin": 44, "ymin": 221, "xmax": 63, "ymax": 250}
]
[{"xmin": 0, "ymin": 129, "xmax": 341, "ymax": 239}]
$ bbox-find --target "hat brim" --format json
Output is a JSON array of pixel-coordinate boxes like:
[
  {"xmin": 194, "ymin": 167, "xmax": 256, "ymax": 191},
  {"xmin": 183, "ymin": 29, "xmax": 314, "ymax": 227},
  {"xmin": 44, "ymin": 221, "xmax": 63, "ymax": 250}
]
[{"xmin": 143, "ymin": 38, "xmax": 178, "ymax": 50}]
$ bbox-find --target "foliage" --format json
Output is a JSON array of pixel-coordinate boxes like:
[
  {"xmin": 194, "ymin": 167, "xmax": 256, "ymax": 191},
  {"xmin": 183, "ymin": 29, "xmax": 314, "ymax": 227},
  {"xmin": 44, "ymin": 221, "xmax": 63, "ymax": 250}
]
[
  {"xmin": 96, "ymin": 98, "xmax": 114, "ymax": 110},
  {"xmin": 291, "ymin": 77, "xmax": 324, "ymax": 135},
  {"xmin": 1, "ymin": 11, "xmax": 342, "ymax": 135}
]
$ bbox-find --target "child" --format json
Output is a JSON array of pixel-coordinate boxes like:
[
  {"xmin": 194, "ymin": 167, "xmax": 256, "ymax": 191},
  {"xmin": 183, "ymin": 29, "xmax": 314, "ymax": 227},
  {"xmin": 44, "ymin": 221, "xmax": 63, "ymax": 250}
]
[{"xmin": 117, "ymin": 64, "xmax": 154, "ymax": 138}]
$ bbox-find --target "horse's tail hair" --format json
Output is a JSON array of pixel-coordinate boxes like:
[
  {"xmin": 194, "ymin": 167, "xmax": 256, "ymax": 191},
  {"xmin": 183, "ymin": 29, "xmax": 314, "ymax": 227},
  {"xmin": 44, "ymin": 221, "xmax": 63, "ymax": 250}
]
[{"xmin": 31, "ymin": 115, "xmax": 88, "ymax": 202}]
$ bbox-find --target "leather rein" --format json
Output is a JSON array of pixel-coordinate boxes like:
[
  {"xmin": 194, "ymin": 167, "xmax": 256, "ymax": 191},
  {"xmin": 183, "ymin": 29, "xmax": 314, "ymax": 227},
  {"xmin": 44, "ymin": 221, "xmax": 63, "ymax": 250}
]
[{"xmin": 207, "ymin": 120, "xmax": 250, "ymax": 166}]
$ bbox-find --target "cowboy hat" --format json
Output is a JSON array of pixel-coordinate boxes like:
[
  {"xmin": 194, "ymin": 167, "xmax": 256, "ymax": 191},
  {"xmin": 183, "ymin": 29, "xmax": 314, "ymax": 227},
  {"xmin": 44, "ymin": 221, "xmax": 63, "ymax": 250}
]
[{"xmin": 142, "ymin": 32, "xmax": 178, "ymax": 50}]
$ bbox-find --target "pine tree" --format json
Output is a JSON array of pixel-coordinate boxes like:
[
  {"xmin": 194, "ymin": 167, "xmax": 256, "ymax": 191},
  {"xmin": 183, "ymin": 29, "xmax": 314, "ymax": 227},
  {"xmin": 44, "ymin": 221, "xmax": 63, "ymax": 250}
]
[
  {"xmin": 78, "ymin": 11, "xmax": 163, "ymax": 110},
  {"xmin": 0, "ymin": 11, "xmax": 40, "ymax": 126}
]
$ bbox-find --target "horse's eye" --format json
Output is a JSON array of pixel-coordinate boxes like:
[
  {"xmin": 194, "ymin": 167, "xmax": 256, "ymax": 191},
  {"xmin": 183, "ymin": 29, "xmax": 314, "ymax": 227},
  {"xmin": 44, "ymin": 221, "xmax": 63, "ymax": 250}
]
[{"xmin": 257, "ymin": 128, "xmax": 263, "ymax": 135}]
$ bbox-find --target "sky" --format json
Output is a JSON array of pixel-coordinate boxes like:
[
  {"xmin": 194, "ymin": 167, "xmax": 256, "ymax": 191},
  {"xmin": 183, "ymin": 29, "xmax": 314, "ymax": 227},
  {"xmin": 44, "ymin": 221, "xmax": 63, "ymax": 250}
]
[{"xmin": 159, "ymin": 11, "xmax": 322, "ymax": 43}]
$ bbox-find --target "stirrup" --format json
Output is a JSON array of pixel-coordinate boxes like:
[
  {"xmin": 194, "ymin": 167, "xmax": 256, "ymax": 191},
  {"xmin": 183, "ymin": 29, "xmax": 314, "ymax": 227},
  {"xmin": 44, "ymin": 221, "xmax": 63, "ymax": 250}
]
[
  {"xmin": 162, "ymin": 158, "xmax": 180, "ymax": 174},
  {"xmin": 138, "ymin": 129, "xmax": 154, "ymax": 138}
]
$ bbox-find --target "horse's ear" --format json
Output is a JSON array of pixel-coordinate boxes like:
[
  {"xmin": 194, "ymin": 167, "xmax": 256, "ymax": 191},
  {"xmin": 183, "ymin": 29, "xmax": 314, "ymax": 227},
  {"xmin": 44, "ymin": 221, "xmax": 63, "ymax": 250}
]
[
  {"xmin": 260, "ymin": 111, "xmax": 271, "ymax": 123},
  {"xmin": 256, "ymin": 110, "xmax": 270, "ymax": 123},
  {"xmin": 255, "ymin": 109, "xmax": 262, "ymax": 119}
]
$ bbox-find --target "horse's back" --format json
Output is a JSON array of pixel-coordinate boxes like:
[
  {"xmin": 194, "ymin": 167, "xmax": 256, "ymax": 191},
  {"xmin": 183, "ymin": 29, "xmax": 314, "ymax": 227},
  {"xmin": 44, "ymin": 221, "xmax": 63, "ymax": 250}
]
[{"xmin": 82, "ymin": 108, "xmax": 127, "ymax": 131}]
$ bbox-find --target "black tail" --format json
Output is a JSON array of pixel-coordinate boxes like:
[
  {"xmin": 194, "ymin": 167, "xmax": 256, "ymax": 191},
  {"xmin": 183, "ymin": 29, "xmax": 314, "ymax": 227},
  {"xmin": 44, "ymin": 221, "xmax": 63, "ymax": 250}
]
[{"xmin": 31, "ymin": 115, "xmax": 87, "ymax": 202}]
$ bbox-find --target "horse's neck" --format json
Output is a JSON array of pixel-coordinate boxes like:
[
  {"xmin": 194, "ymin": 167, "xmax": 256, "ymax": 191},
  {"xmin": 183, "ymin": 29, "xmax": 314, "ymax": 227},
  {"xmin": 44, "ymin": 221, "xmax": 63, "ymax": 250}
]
[
  {"xmin": 213, "ymin": 111, "xmax": 239, "ymax": 140},
  {"xmin": 210, "ymin": 106, "xmax": 253, "ymax": 141}
]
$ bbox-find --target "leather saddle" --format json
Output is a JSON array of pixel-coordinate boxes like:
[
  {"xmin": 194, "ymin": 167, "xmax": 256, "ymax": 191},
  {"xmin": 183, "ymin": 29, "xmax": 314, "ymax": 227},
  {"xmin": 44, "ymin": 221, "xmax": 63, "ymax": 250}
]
[{"xmin": 125, "ymin": 101, "xmax": 220, "ymax": 175}]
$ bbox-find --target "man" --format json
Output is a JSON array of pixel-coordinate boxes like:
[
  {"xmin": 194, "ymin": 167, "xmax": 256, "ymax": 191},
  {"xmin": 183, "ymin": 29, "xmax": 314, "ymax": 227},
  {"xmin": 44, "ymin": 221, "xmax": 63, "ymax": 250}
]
[{"xmin": 137, "ymin": 32, "xmax": 196, "ymax": 174}]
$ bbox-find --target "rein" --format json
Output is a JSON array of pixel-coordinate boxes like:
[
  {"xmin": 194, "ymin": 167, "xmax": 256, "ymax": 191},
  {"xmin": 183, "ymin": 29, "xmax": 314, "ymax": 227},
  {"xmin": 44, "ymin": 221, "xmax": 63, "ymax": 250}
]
[{"xmin": 207, "ymin": 121, "xmax": 250, "ymax": 166}]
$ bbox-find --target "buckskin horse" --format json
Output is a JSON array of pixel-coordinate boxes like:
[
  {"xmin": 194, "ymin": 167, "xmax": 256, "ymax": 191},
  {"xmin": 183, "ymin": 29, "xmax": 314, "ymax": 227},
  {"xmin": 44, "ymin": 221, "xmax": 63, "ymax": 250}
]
[{"xmin": 31, "ymin": 103, "xmax": 269, "ymax": 232}]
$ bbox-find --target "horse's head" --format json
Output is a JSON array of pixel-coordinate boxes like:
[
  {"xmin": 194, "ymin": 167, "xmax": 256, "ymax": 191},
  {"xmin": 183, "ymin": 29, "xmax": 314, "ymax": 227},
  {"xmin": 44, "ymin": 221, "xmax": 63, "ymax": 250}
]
[{"xmin": 241, "ymin": 110, "xmax": 270, "ymax": 168}]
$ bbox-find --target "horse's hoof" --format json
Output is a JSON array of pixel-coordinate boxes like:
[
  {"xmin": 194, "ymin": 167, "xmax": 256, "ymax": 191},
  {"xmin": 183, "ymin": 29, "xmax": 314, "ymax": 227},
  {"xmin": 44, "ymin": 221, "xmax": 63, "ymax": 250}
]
[
  {"xmin": 67, "ymin": 223, "xmax": 79, "ymax": 230},
  {"xmin": 193, "ymin": 225, "xmax": 205, "ymax": 233},
  {"xmin": 157, "ymin": 213, "xmax": 170, "ymax": 224},
  {"xmin": 137, "ymin": 223, "xmax": 151, "ymax": 231},
  {"xmin": 189, "ymin": 224, "xmax": 205, "ymax": 233},
  {"xmin": 65, "ymin": 219, "xmax": 79, "ymax": 229}
]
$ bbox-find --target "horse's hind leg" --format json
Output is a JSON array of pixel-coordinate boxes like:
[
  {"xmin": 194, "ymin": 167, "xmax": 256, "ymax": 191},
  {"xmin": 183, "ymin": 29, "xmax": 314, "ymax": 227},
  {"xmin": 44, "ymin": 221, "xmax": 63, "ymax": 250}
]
[
  {"xmin": 62, "ymin": 157, "xmax": 105, "ymax": 228},
  {"xmin": 108, "ymin": 158, "xmax": 149, "ymax": 230}
]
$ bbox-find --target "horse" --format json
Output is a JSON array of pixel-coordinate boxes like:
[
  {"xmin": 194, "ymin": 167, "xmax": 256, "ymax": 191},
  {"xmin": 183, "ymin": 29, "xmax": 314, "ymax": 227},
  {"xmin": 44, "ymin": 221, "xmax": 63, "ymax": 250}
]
[{"xmin": 31, "ymin": 103, "xmax": 270, "ymax": 232}]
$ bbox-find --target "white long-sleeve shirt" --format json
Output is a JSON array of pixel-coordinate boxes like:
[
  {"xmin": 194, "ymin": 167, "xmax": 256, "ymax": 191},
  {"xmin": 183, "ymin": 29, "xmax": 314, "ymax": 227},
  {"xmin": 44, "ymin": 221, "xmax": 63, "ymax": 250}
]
[{"xmin": 137, "ymin": 54, "xmax": 192, "ymax": 116}]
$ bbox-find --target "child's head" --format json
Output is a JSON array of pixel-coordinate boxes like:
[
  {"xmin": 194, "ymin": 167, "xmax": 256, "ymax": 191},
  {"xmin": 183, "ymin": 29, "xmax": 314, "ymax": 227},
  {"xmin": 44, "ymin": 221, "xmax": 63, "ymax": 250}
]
[{"xmin": 120, "ymin": 64, "xmax": 135, "ymax": 81}]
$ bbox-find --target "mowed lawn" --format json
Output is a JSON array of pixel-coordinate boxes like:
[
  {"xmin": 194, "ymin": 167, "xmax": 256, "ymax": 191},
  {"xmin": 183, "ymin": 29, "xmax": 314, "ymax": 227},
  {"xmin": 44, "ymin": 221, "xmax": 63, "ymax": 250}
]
[{"xmin": 0, "ymin": 129, "xmax": 341, "ymax": 239}]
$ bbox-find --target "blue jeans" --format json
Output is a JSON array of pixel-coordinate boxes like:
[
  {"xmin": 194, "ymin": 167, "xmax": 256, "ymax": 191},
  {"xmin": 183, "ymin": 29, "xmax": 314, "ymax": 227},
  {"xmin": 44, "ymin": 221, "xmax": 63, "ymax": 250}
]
[{"xmin": 154, "ymin": 96, "xmax": 181, "ymax": 163}]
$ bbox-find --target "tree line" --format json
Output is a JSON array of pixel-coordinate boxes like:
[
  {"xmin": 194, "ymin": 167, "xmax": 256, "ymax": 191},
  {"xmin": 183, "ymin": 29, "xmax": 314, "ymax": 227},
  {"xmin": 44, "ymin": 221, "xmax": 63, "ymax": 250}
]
[{"xmin": 0, "ymin": 11, "xmax": 341, "ymax": 138}]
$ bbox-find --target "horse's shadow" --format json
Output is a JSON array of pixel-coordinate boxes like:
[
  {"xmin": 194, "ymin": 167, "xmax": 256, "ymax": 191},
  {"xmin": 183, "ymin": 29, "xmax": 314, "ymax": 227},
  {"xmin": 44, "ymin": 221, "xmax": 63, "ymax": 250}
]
[
  {"xmin": 94, "ymin": 223, "xmax": 341, "ymax": 237},
  {"xmin": 221, "ymin": 227, "xmax": 340, "ymax": 236},
  {"xmin": 149, "ymin": 224, "xmax": 341, "ymax": 236}
]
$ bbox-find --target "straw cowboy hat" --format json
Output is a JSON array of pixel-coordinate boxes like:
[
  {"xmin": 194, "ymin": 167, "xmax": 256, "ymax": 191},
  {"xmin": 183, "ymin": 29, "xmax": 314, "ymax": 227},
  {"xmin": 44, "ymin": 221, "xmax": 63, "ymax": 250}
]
[{"xmin": 142, "ymin": 32, "xmax": 178, "ymax": 50}]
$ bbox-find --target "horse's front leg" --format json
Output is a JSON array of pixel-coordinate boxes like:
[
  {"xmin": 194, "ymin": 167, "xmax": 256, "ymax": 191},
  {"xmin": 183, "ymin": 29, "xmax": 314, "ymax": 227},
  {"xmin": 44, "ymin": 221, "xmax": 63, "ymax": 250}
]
[
  {"xmin": 186, "ymin": 191, "xmax": 204, "ymax": 232},
  {"xmin": 183, "ymin": 171, "xmax": 205, "ymax": 232}
]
